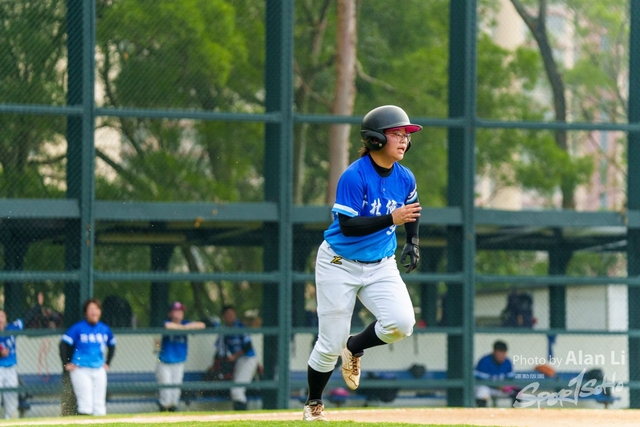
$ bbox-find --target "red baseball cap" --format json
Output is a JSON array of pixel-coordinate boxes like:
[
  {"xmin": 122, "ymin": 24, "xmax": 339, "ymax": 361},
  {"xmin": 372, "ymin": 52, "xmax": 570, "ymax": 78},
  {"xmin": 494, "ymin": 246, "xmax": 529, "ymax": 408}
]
[{"xmin": 170, "ymin": 301, "xmax": 186, "ymax": 311}]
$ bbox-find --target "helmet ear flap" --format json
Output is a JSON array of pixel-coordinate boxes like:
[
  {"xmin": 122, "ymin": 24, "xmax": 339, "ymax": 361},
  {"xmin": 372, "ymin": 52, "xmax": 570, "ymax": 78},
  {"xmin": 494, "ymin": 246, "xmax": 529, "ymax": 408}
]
[
  {"xmin": 361, "ymin": 130, "xmax": 387, "ymax": 150},
  {"xmin": 405, "ymin": 140, "xmax": 412, "ymax": 153}
]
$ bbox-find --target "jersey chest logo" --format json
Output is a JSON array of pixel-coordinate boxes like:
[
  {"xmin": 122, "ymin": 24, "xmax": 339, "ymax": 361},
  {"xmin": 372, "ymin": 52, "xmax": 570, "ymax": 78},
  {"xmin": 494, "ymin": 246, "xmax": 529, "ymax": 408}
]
[{"xmin": 330, "ymin": 256, "xmax": 343, "ymax": 265}]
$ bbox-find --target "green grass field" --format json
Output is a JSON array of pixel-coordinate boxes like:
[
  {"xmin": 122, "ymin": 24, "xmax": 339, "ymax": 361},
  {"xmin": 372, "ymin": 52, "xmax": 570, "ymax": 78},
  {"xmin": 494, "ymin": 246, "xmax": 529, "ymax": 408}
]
[{"xmin": 3, "ymin": 409, "xmax": 500, "ymax": 427}]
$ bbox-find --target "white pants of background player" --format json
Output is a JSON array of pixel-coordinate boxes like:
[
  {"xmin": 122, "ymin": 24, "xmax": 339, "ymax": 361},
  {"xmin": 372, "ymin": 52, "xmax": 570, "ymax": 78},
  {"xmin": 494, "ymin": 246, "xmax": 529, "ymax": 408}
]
[
  {"xmin": 69, "ymin": 366, "xmax": 107, "ymax": 416},
  {"xmin": 156, "ymin": 361, "xmax": 184, "ymax": 408},
  {"xmin": 230, "ymin": 355, "xmax": 259, "ymax": 404},
  {"xmin": 308, "ymin": 241, "xmax": 416, "ymax": 373},
  {"xmin": 476, "ymin": 385, "xmax": 510, "ymax": 405},
  {"xmin": 0, "ymin": 366, "xmax": 18, "ymax": 419}
]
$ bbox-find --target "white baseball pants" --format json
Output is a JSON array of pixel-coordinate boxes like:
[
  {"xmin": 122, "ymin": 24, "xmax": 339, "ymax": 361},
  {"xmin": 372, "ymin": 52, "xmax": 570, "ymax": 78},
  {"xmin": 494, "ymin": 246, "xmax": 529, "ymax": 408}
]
[
  {"xmin": 230, "ymin": 356, "xmax": 258, "ymax": 404},
  {"xmin": 476, "ymin": 385, "xmax": 510, "ymax": 402},
  {"xmin": 308, "ymin": 241, "xmax": 415, "ymax": 373},
  {"xmin": 69, "ymin": 366, "xmax": 107, "ymax": 416},
  {"xmin": 0, "ymin": 366, "xmax": 18, "ymax": 419},
  {"xmin": 156, "ymin": 361, "xmax": 184, "ymax": 407}
]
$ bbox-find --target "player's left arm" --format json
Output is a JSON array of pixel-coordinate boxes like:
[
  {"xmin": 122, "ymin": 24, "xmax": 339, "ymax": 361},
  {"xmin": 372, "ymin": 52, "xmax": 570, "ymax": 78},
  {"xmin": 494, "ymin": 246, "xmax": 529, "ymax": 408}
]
[
  {"xmin": 400, "ymin": 179, "xmax": 421, "ymax": 272},
  {"xmin": 187, "ymin": 321, "xmax": 207, "ymax": 329},
  {"xmin": 105, "ymin": 345, "xmax": 115, "ymax": 370},
  {"xmin": 400, "ymin": 213, "xmax": 420, "ymax": 273},
  {"xmin": 399, "ymin": 174, "xmax": 420, "ymax": 273},
  {"xmin": 104, "ymin": 327, "xmax": 116, "ymax": 370}
]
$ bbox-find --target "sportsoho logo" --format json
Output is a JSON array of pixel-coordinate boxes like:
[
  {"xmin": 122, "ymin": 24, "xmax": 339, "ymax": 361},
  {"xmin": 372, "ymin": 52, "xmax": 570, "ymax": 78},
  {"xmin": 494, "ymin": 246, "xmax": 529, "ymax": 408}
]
[{"xmin": 513, "ymin": 368, "xmax": 624, "ymax": 408}]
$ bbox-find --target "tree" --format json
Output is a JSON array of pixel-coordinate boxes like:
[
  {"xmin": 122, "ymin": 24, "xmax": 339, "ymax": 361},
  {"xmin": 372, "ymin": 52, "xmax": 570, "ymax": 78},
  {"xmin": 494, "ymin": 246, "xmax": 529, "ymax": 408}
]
[
  {"xmin": 509, "ymin": 0, "xmax": 629, "ymax": 209},
  {"xmin": 292, "ymin": 0, "xmax": 334, "ymax": 205},
  {"xmin": 95, "ymin": 0, "xmax": 267, "ymax": 323},
  {"xmin": 0, "ymin": 1, "xmax": 67, "ymax": 198},
  {"xmin": 327, "ymin": 0, "xmax": 357, "ymax": 205}
]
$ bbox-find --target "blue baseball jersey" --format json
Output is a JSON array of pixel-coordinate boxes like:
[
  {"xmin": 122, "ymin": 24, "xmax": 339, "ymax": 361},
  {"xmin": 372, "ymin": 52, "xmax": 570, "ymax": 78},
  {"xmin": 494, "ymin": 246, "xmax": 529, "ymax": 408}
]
[
  {"xmin": 474, "ymin": 354, "xmax": 515, "ymax": 380},
  {"xmin": 324, "ymin": 155, "xmax": 418, "ymax": 261},
  {"xmin": 216, "ymin": 319, "xmax": 255, "ymax": 358},
  {"xmin": 158, "ymin": 320, "xmax": 190, "ymax": 364},
  {"xmin": 0, "ymin": 319, "xmax": 23, "ymax": 367},
  {"xmin": 62, "ymin": 320, "xmax": 116, "ymax": 368}
]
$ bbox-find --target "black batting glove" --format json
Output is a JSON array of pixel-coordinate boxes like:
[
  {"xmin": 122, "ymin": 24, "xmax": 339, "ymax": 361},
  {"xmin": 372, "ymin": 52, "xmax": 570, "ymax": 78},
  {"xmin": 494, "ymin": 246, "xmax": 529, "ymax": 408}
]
[{"xmin": 400, "ymin": 237, "xmax": 420, "ymax": 273}]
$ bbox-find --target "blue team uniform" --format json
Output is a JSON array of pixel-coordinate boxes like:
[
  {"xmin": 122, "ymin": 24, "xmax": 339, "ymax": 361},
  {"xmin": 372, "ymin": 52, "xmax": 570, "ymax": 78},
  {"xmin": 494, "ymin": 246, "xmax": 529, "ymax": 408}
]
[
  {"xmin": 0, "ymin": 319, "xmax": 23, "ymax": 367},
  {"xmin": 474, "ymin": 354, "xmax": 515, "ymax": 380},
  {"xmin": 62, "ymin": 320, "xmax": 116, "ymax": 368},
  {"xmin": 324, "ymin": 155, "xmax": 418, "ymax": 262},
  {"xmin": 158, "ymin": 320, "xmax": 190, "ymax": 364},
  {"xmin": 217, "ymin": 319, "xmax": 255, "ymax": 357}
]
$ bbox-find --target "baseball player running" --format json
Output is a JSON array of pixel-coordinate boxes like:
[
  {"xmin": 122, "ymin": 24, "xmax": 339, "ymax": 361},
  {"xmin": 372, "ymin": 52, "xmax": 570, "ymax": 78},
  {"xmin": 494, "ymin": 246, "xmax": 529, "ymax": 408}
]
[
  {"xmin": 303, "ymin": 105, "xmax": 423, "ymax": 421},
  {"xmin": 60, "ymin": 298, "xmax": 116, "ymax": 416},
  {"xmin": 156, "ymin": 301, "xmax": 206, "ymax": 412},
  {"xmin": 0, "ymin": 311, "xmax": 23, "ymax": 419}
]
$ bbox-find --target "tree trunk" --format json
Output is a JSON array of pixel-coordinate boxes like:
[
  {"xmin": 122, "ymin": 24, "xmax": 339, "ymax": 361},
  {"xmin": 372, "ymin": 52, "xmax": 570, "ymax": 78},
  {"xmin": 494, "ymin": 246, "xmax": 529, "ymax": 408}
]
[
  {"xmin": 293, "ymin": 0, "xmax": 332, "ymax": 204},
  {"xmin": 510, "ymin": 0, "xmax": 574, "ymax": 208},
  {"xmin": 180, "ymin": 245, "xmax": 209, "ymax": 321},
  {"xmin": 326, "ymin": 0, "xmax": 358, "ymax": 205}
]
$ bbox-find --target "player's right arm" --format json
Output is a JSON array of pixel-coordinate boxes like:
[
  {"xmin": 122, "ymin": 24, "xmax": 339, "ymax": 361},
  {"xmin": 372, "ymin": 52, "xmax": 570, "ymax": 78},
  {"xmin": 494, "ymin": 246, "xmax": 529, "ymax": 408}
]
[
  {"xmin": 338, "ymin": 213, "xmax": 393, "ymax": 237},
  {"xmin": 165, "ymin": 321, "xmax": 206, "ymax": 330},
  {"xmin": 60, "ymin": 323, "xmax": 79, "ymax": 371},
  {"xmin": 59, "ymin": 340, "xmax": 76, "ymax": 371},
  {"xmin": 391, "ymin": 202, "xmax": 421, "ymax": 225}
]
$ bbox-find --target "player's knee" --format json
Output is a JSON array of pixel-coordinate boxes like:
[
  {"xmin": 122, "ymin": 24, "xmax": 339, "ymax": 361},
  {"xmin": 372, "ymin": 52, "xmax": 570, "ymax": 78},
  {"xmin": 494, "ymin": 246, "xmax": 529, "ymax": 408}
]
[
  {"xmin": 309, "ymin": 338, "xmax": 343, "ymax": 372},
  {"xmin": 475, "ymin": 385, "xmax": 491, "ymax": 400},
  {"xmin": 309, "ymin": 351, "xmax": 339, "ymax": 373},
  {"xmin": 397, "ymin": 314, "xmax": 415, "ymax": 337},
  {"xmin": 395, "ymin": 316, "xmax": 416, "ymax": 339},
  {"xmin": 378, "ymin": 315, "xmax": 415, "ymax": 343}
]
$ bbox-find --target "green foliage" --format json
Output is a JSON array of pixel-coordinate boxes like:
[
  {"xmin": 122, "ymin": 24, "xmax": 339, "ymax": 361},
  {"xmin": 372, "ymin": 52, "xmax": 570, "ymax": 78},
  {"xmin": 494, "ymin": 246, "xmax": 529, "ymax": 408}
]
[
  {"xmin": 96, "ymin": 0, "xmax": 265, "ymax": 203},
  {"xmin": 476, "ymin": 250, "xmax": 548, "ymax": 290},
  {"xmin": 563, "ymin": 0, "xmax": 629, "ymax": 123},
  {"xmin": 0, "ymin": 0, "xmax": 629, "ymax": 323},
  {"xmin": 98, "ymin": 0, "xmax": 244, "ymax": 108},
  {"xmin": 0, "ymin": 0, "xmax": 67, "ymax": 198},
  {"xmin": 566, "ymin": 251, "xmax": 624, "ymax": 277},
  {"xmin": 93, "ymin": 0, "xmax": 268, "ymax": 322}
]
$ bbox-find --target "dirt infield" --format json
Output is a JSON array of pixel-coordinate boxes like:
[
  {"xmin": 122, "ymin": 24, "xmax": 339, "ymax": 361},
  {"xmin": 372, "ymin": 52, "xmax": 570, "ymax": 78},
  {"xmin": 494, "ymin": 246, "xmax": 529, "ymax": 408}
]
[{"xmin": 3, "ymin": 408, "xmax": 639, "ymax": 427}]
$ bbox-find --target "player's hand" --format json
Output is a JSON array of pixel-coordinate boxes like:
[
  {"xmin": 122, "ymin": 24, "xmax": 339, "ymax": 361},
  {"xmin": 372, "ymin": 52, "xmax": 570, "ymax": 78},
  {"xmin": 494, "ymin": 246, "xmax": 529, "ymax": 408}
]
[
  {"xmin": 103, "ymin": 363, "xmax": 110, "ymax": 371},
  {"xmin": 64, "ymin": 363, "xmax": 77, "ymax": 372},
  {"xmin": 400, "ymin": 242, "xmax": 420, "ymax": 273},
  {"xmin": 0, "ymin": 347, "xmax": 8, "ymax": 358},
  {"xmin": 392, "ymin": 203, "xmax": 421, "ymax": 225}
]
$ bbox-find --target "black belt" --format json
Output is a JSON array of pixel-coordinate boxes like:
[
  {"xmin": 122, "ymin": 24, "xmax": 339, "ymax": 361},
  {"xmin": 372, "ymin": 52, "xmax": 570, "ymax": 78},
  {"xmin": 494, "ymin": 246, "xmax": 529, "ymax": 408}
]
[{"xmin": 353, "ymin": 258, "xmax": 383, "ymax": 264}]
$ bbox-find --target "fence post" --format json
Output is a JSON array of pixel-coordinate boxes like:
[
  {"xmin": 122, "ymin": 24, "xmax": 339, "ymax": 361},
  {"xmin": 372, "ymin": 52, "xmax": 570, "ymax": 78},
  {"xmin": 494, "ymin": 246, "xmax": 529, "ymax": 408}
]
[
  {"xmin": 446, "ymin": 0, "xmax": 477, "ymax": 407},
  {"xmin": 627, "ymin": 0, "xmax": 640, "ymax": 409},
  {"xmin": 263, "ymin": 0, "xmax": 294, "ymax": 409},
  {"xmin": 64, "ymin": 0, "xmax": 96, "ymax": 325}
]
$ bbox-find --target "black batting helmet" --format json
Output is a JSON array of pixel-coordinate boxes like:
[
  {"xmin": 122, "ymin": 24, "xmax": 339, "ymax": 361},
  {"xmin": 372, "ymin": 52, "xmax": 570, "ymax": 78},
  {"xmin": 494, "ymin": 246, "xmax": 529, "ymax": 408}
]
[{"xmin": 360, "ymin": 105, "xmax": 422, "ymax": 151}]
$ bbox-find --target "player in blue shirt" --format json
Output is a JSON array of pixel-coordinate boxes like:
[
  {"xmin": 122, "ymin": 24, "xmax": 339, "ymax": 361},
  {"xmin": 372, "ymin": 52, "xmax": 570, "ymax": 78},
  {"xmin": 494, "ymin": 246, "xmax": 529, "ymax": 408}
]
[
  {"xmin": 156, "ymin": 301, "xmax": 205, "ymax": 412},
  {"xmin": 60, "ymin": 298, "xmax": 116, "ymax": 416},
  {"xmin": 303, "ymin": 105, "xmax": 423, "ymax": 421},
  {"xmin": 0, "ymin": 311, "xmax": 23, "ymax": 419},
  {"xmin": 474, "ymin": 340, "xmax": 516, "ymax": 407},
  {"xmin": 216, "ymin": 305, "xmax": 258, "ymax": 411}
]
